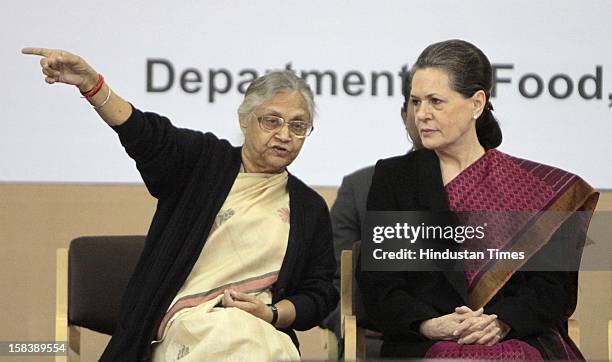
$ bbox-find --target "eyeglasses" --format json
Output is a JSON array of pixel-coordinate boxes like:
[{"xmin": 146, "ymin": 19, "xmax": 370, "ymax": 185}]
[{"xmin": 256, "ymin": 114, "xmax": 314, "ymax": 138}]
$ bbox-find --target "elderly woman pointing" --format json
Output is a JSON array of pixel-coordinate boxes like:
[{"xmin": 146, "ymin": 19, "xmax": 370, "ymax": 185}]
[{"xmin": 23, "ymin": 47, "xmax": 338, "ymax": 361}]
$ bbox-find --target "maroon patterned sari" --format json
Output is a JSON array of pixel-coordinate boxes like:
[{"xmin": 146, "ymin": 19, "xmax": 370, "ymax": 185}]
[{"xmin": 424, "ymin": 149, "xmax": 599, "ymax": 361}]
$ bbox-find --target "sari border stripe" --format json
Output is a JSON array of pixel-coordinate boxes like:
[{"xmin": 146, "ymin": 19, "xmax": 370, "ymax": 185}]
[{"xmin": 156, "ymin": 271, "xmax": 279, "ymax": 340}]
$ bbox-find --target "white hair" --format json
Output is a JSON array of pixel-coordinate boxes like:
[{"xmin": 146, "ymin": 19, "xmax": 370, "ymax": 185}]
[{"xmin": 238, "ymin": 70, "xmax": 315, "ymax": 122}]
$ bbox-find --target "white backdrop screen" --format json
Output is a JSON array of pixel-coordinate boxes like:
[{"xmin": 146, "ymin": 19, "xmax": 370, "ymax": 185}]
[{"xmin": 2, "ymin": 0, "xmax": 611, "ymax": 187}]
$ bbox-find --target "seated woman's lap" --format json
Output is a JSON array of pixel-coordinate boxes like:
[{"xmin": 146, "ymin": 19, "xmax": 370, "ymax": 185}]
[
  {"xmin": 425, "ymin": 339, "xmax": 543, "ymax": 360},
  {"xmin": 152, "ymin": 300, "xmax": 299, "ymax": 362}
]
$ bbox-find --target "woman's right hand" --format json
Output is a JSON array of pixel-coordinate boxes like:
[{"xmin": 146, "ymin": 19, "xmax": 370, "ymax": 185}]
[
  {"xmin": 22, "ymin": 47, "xmax": 99, "ymax": 92},
  {"xmin": 419, "ymin": 307, "xmax": 485, "ymax": 340},
  {"xmin": 453, "ymin": 306, "xmax": 508, "ymax": 346},
  {"xmin": 418, "ymin": 307, "xmax": 493, "ymax": 341}
]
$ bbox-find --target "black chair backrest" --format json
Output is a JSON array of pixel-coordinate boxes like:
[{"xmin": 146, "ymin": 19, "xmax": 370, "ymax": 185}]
[{"xmin": 68, "ymin": 235, "xmax": 145, "ymax": 335}]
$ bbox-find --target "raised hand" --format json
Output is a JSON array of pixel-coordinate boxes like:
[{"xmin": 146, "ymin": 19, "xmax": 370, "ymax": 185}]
[
  {"xmin": 22, "ymin": 47, "xmax": 98, "ymax": 92},
  {"xmin": 22, "ymin": 47, "xmax": 132, "ymax": 126}
]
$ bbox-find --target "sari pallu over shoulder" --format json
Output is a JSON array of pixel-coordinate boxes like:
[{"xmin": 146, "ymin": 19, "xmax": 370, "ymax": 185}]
[
  {"xmin": 443, "ymin": 149, "xmax": 599, "ymax": 361},
  {"xmin": 444, "ymin": 149, "xmax": 599, "ymax": 309}
]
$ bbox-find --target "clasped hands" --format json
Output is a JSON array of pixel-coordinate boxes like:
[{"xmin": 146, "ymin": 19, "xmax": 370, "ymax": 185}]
[{"xmin": 419, "ymin": 306, "xmax": 510, "ymax": 346}]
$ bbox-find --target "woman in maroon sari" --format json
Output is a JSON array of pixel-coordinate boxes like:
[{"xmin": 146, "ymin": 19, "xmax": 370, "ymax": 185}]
[{"xmin": 356, "ymin": 39, "xmax": 598, "ymax": 360}]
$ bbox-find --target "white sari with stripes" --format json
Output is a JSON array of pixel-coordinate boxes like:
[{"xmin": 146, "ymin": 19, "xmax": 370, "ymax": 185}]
[{"xmin": 152, "ymin": 171, "xmax": 299, "ymax": 361}]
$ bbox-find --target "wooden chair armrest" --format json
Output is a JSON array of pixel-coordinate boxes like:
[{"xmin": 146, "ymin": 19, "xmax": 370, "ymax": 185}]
[
  {"xmin": 340, "ymin": 249, "xmax": 353, "ymax": 320},
  {"xmin": 56, "ymin": 248, "xmax": 81, "ymax": 362},
  {"xmin": 608, "ymin": 320, "xmax": 611, "ymax": 362},
  {"xmin": 344, "ymin": 315, "xmax": 357, "ymax": 362},
  {"xmin": 568, "ymin": 318, "xmax": 580, "ymax": 349},
  {"xmin": 55, "ymin": 248, "xmax": 68, "ymax": 362}
]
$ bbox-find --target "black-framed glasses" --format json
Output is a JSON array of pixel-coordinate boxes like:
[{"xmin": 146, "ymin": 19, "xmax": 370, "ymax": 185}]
[{"xmin": 256, "ymin": 114, "xmax": 314, "ymax": 138}]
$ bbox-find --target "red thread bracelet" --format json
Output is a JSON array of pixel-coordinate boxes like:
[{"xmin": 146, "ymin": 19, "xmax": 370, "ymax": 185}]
[{"xmin": 81, "ymin": 74, "xmax": 104, "ymax": 99}]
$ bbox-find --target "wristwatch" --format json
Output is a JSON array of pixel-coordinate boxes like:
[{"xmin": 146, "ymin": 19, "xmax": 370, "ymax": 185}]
[{"xmin": 268, "ymin": 304, "xmax": 279, "ymax": 326}]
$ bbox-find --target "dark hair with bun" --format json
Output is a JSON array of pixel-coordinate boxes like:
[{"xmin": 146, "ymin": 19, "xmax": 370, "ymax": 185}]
[{"xmin": 411, "ymin": 39, "xmax": 502, "ymax": 149}]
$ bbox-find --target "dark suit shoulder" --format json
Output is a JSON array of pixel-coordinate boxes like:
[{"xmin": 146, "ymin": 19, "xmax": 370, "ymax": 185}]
[
  {"xmin": 375, "ymin": 149, "xmax": 435, "ymax": 171},
  {"xmin": 342, "ymin": 165, "xmax": 375, "ymax": 189},
  {"xmin": 373, "ymin": 149, "xmax": 434, "ymax": 184},
  {"xmin": 344, "ymin": 165, "xmax": 375, "ymax": 181},
  {"xmin": 374, "ymin": 153, "xmax": 412, "ymax": 170}
]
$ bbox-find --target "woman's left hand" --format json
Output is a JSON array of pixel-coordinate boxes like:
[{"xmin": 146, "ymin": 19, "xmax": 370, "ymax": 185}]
[
  {"xmin": 456, "ymin": 318, "xmax": 502, "ymax": 346},
  {"xmin": 221, "ymin": 289, "xmax": 273, "ymax": 323}
]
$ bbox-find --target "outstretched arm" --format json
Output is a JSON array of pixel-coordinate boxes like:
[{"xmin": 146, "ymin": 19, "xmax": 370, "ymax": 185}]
[
  {"xmin": 22, "ymin": 47, "xmax": 132, "ymax": 126},
  {"xmin": 22, "ymin": 47, "xmax": 218, "ymax": 198}
]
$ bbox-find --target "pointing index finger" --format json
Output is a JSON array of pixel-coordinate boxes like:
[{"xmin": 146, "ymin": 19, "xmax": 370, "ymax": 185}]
[{"xmin": 21, "ymin": 47, "xmax": 52, "ymax": 57}]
